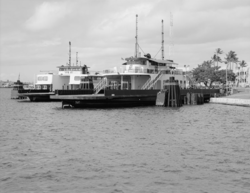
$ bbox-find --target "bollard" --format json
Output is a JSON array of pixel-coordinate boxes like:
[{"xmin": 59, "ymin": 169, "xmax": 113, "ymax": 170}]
[
  {"xmin": 186, "ymin": 92, "xmax": 191, "ymax": 105},
  {"xmin": 162, "ymin": 77, "xmax": 182, "ymax": 107},
  {"xmin": 191, "ymin": 93, "xmax": 197, "ymax": 105},
  {"xmin": 200, "ymin": 93, "xmax": 204, "ymax": 104},
  {"xmin": 197, "ymin": 93, "xmax": 202, "ymax": 105},
  {"xmin": 183, "ymin": 96, "xmax": 187, "ymax": 105}
]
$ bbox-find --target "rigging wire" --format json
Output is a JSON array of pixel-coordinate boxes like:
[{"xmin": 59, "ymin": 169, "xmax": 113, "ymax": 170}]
[
  {"xmin": 138, "ymin": 44, "xmax": 145, "ymax": 55},
  {"xmin": 153, "ymin": 47, "xmax": 162, "ymax": 59}
]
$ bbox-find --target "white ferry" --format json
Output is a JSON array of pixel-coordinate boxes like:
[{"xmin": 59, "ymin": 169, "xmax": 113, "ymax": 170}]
[
  {"xmin": 18, "ymin": 64, "xmax": 100, "ymax": 101},
  {"xmin": 93, "ymin": 55, "xmax": 188, "ymax": 95}
]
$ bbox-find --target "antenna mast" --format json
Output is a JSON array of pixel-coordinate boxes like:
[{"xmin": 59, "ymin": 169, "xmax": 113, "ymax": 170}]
[
  {"xmin": 69, "ymin": 41, "xmax": 71, "ymax": 66},
  {"xmin": 169, "ymin": 12, "xmax": 173, "ymax": 58},
  {"xmin": 162, "ymin": 20, "xmax": 164, "ymax": 60},
  {"xmin": 76, "ymin": 52, "xmax": 78, "ymax": 66},
  {"xmin": 135, "ymin": 14, "xmax": 138, "ymax": 58}
]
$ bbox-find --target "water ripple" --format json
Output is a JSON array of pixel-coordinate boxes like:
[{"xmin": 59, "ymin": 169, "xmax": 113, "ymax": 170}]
[{"xmin": 1, "ymin": 88, "xmax": 250, "ymax": 192}]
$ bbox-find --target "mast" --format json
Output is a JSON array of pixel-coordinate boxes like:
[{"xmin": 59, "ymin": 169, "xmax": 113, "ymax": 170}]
[
  {"xmin": 169, "ymin": 12, "xmax": 173, "ymax": 58},
  {"xmin": 162, "ymin": 20, "xmax": 164, "ymax": 60},
  {"xmin": 69, "ymin": 41, "xmax": 71, "ymax": 66},
  {"xmin": 76, "ymin": 52, "xmax": 78, "ymax": 66},
  {"xmin": 135, "ymin": 14, "xmax": 138, "ymax": 58}
]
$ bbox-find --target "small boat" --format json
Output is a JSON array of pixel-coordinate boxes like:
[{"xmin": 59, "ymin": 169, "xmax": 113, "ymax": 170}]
[{"xmin": 11, "ymin": 77, "xmax": 28, "ymax": 99}]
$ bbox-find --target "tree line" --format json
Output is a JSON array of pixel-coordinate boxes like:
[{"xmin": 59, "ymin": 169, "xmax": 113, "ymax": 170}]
[{"xmin": 191, "ymin": 48, "xmax": 248, "ymax": 88}]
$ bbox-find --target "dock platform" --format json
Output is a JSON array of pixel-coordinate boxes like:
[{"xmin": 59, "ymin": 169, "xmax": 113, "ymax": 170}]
[{"xmin": 210, "ymin": 91, "xmax": 250, "ymax": 107}]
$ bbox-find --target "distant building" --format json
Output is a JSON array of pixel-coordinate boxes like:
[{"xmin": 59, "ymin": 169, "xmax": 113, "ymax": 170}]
[
  {"xmin": 235, "ymin": 66, "xmax": 250, "ymax": 87},
  {"xmin": 219, "ymin": 64, "xmax": 249, "ymax": 87}
]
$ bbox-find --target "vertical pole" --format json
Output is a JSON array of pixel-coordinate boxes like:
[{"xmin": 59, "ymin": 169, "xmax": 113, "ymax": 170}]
[
  {"xmin": 76, "ymin": 52, "xmax": 78, "ymax": 66},
  {"xmin": 162, "ymin": 20, "xmax": 164, "ymax": 60},
  {"xmin": 167, "ymin": 83, "xmax": 170, "ymax": 107},
  {"xmin": 184, "ymin": 65, "xmax": 186, "ymax": 88},
  {"xmin": 226, "ymin": 62, "xmax": 228, "ymax": 95},
  {"xmin": 169, "ymin": 12, "xmax": 173, "ymax": 58},
  {"xmin": 135, "ymin": 14, "xmax": 138, "ymax": 58},
  {"xmin": 121, "ymin": 76, "xmax": 123, "ymax": 90},
  {"xmin": 69, "ymin": 41, "xmax": 71, "ymax": 66}
]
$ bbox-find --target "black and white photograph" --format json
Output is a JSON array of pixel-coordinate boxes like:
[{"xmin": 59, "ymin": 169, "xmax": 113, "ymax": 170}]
[{"xmin": 1, "ymin": 0, "xmax": 250, "ymax": 192}]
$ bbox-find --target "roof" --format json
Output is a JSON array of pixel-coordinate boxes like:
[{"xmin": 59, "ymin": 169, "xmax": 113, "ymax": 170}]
[
  {"xmin": 57, "ymin": 65, "xmax": 88, "ymax": 69},
  {"xmin": 148, "ymin": 58, "xmax": 177, "ymax": 65},
  {"xmin": 123, "ymin": 57, "xmax": 178, "ymax": 65}
]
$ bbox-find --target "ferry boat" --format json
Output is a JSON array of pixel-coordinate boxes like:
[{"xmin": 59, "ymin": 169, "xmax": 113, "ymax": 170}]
[
  {"xmin": 11, "ymin": 77, "xmax": 28, "ymax": 99},
  {"xmin": 53, "ymin": 55, "xmax": 219, "ymax": 108},
  {"xmin": 18, "ymin": 42, "xmax": 101, "ymax": 101},
  {"xmin": 18, "ymin": 64, "xmax": 98, "ymax": 101},
  {"xmin": 54, "ymin": 55, "xmax": 191, "ymax": 107},
  {"xmin": 52, "ymin": 16, "xmax": 219, "ymax": 108}
]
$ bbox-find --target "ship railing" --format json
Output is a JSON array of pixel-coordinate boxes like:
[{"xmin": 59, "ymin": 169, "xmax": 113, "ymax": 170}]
[
  {"xmin": 93, "ymin": 78, "xmax": 107, "ymax": 94},
  {"xmin": 102, "ymin": 67, "xmax": 180, "ymax": 75}
]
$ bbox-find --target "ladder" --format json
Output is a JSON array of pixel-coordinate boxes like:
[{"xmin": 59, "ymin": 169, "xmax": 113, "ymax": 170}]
[
  {"xmin": 93, "ymin": 78, "xmax": 107, "ymax": 94},
  {"xmin": 141, "ymin": 70, "xmax": 163, "ymax": 90}
]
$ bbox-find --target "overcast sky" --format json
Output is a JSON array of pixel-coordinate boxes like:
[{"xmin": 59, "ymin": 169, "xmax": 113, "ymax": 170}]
[{"xmin": 0, "ymin": 0, "xmax": 249, "ymax": 82}]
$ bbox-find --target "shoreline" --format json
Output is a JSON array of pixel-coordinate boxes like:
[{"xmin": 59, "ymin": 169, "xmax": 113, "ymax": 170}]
[{"xmin": 210, "ymin": 89, "xmax": 250, "ymax": 107}]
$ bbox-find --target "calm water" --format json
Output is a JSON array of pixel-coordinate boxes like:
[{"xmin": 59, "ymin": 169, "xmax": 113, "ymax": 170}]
[{"xmin": 1, "ymin": 88, "xmax": 250, "ymax": 193}]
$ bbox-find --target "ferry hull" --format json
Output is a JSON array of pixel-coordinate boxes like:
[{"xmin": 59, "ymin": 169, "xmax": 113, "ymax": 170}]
[
  {"xmin": 18, "ymin": 89, "xmax": 94, "ymax": 102},
  {"xmin": 57, "ymin": 89, "xmax": 220, "ymax": 108},
  {"xmin": 63, "ymin": 95, "xmax": 157, "ymax": 108}
]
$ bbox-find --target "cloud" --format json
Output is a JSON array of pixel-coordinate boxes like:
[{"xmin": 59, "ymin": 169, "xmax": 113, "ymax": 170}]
[
  {"xmin": 28, "ymin": 38, "xmax": 62, "ymax": 47},
  {"xmin": 25, "ymin": 1, "xmax": 72, "ymax": 31},
  {"xmin": 1, "ymin": 0, "xmax": 250, "ymax": 81}
]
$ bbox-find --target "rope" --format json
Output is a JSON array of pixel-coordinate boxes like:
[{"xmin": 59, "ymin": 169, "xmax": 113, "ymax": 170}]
[
  {"xmin": 153, "ymin": 47, "xmax": 162, "ymax": 58},
  {"xmin": 138, "ymin": 44, "xmax": 145, "ymax": 55}
]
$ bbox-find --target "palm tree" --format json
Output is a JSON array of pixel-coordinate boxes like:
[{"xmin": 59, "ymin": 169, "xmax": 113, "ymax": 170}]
[
  {"xmin": 225, "ymin": 51, "xmax": 238, "ymax": 70},
  {"xmin": 224, "ymin": 51, "xmax": 238, "ymax": 88},
  {"xmin": 238, "ymin": 60, "xmax": 247, "ymax": 84},
  {"xmin": 215, "ymin": 48, "xmax": 223, "ymax": 67},
  {"xmin": 215, "ymin": 48, "xmax": 223, "ymax": 55},
  {"xmin": 211, "ymin": 54, "xmax": 222, "ymax": 67}
]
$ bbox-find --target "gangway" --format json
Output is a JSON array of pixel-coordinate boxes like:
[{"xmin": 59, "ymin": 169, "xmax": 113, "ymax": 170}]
[
  {"xmin": 141, "ymin": 71, "xmax": 163, "ymax": 90},
  {"xmin": 93, "ymin": 78, "xmax": 107, "ymax": 94}
]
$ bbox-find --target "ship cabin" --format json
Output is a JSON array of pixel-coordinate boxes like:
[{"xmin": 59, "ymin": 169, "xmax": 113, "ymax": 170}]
[
  {"xmin": 35, "ymin": 65, "xmax": 91, "ymax": 91},
  {"xmin": 11, "ymin": 80, "xmax": 27, "ymax": 99},
  {"xmin": 79, "ymin": 75, "xmax": 103, "ymax": 90},
  {"xmin": 12, "ymin": 80, "xmax": 25, "ymax": 91},
  {"xmin": 99, "ymin": 56, "xmax": 187, "ymax": 92}
]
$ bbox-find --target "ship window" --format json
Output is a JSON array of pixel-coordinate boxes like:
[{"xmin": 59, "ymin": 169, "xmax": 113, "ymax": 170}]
[
  {"xmin": 38, "ymin": 76, "xmax": 48, "ymax": 81},
  {"xmin": 74, "ymin": 76, "xmax": 81, "ymax": 81}
]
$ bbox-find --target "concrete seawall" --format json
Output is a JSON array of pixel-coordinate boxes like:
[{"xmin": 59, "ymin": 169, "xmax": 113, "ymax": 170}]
[{"xmin": 210, "ymin": 97, "xmax": 250, "ymax": 107}]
